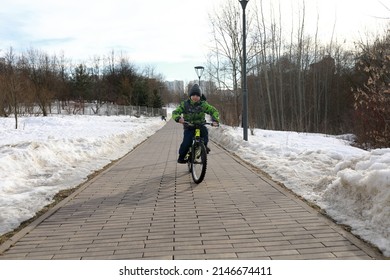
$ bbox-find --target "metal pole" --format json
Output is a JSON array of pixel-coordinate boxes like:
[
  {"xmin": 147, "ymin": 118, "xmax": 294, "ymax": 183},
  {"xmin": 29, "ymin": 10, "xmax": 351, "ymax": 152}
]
[
  {"xmin": 240, "ymin": 0, "xmax": 249, "ymax": 141},
  {"xmin": 194, "ymin": 66, "xmax": 204, "ymax": 87}
]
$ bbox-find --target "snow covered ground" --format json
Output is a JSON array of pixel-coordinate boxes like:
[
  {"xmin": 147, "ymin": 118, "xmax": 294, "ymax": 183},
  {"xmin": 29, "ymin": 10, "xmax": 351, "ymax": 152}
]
[
  {"xmin": 0, "ymin": 112, "xmax": 389, "ymax": 257},
  {"xmin": 0, "ymin": 115, "xmax": 165, "ymax": 236}
]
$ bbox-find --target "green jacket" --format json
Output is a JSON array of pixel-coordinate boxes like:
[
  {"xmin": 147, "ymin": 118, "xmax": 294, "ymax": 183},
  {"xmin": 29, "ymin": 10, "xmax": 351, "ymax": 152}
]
[{"xmin": 172, "ymin": 99, "xmax": 220, "ymax": 125}]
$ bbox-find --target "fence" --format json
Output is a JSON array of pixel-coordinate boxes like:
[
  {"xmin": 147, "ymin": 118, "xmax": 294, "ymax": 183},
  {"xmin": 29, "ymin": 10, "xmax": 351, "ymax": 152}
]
[{"xmin": 18, "ymin": 101, "xmax": 167, "ymax": 118}]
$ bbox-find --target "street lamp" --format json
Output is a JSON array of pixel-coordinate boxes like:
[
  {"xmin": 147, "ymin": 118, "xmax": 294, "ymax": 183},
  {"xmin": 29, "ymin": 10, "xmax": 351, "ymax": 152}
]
[
  {"xmin": 194, "ymin": 65, "xmax": 204, "ymax": 86},
  {"xmin": 195, "ymin": 66, "xmax": 205, "ymax": 100},
  {"xmin": 195, "ymin": 66, "xmax": 204, "ymax": 86},
  {"xmin": 239, "ymin": 0, "xmax": 249, "ymax": 141}
]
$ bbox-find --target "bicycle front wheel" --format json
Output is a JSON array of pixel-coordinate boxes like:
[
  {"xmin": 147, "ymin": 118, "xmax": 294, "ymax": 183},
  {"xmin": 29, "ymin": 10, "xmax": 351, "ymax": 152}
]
[{"xmin": 191, "ymin": 142, "xmax": 207, "ymax": 184}]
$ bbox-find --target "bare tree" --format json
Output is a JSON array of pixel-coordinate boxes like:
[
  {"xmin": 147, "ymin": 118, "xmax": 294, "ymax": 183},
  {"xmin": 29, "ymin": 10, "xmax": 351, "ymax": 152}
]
[
  {"xmin": 207, "ymin": 0, "xmax": 245, "ymax": 126},
  {"xmin": 353, "ymin": 30, "xmax": 390, "ymax": 147},
  {"xmin": 24, "ymin": 48, "xmax": 57, "ymax": 116},
  {"xmin": 0, "ymin": 48, "xmax": 27, "ymax": 128}
]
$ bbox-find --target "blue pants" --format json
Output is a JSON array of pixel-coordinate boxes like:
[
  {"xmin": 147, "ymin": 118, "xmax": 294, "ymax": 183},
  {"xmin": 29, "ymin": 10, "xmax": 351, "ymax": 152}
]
[{"xmin": 178, "ymin": 126, "xmax": 208, "ymax": 158}]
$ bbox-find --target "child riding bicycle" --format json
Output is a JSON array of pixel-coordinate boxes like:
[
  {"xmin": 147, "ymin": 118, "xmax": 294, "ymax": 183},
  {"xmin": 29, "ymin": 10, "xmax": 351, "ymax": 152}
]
[{"xmin": 172, "ymin": 84, "xmax": 220, "ymax": 164}]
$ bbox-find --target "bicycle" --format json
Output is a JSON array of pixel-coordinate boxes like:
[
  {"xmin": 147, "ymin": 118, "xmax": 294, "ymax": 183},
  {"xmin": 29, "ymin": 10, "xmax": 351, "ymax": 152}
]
[{"xmin": 184, "ymin": 122, "xmax": 218, "ymax": 184}]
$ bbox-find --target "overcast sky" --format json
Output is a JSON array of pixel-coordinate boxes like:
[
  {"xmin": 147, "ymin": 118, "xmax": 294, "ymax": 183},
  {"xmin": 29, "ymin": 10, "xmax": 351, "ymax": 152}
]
[{"xmin": 0, "ymin": 0, "xmax": 388, "ymax": 82}]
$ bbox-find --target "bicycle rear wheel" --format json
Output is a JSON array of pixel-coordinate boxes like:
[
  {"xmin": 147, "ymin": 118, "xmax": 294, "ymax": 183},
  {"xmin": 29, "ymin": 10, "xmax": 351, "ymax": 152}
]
[{"xmin": 191, "ymin": 142, "xmax": 207, "ymax": 184}]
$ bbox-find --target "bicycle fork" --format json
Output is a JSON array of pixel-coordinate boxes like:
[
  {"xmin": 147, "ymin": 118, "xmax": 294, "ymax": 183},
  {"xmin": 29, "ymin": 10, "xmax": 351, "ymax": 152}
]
[{"xmin": 185, "ymin": 128, "xmax": 202, "ymax": 161}]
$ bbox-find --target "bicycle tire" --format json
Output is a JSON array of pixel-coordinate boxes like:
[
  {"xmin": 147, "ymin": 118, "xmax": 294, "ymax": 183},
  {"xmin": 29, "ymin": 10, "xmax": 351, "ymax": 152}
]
[
  {"xmin": 191, "ymin": 142, "xmax": 207, "ymax": 184},
  {"xmin": 187, "ymin": 149, "xmax": 192, "ymax": 173}
]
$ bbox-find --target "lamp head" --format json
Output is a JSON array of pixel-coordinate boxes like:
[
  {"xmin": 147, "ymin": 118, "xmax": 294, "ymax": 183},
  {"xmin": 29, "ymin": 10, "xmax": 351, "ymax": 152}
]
[
  {"xmin": 239, "ymin": 0, "xmax": 249, "ymax": 9},
  {"xmin": 194, "ymin": 66, "xmax": 204, "ymax": 78}
]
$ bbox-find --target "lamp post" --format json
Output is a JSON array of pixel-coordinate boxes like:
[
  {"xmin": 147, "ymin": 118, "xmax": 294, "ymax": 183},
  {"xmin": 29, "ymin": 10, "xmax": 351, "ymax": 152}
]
[
  {"xmin": 194, "ymin": 65, "xmax": 204, "ymax": 86},
  {"xmin": 239, "ymin": 0, "xmax": 249, "ymax": 141}
]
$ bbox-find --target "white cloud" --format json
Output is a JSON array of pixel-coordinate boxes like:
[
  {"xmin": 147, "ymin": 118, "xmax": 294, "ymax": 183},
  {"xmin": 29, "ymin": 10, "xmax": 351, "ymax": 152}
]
[{"xmin": 0, "ymin": 0, "xmax": 387, "ymax": 81}]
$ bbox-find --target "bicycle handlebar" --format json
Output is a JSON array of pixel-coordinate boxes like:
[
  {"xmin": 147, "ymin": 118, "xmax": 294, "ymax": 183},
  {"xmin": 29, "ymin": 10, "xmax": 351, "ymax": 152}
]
[{"xmin": 183, "ymin": 121, "xmax": 219, "ymax": 127}]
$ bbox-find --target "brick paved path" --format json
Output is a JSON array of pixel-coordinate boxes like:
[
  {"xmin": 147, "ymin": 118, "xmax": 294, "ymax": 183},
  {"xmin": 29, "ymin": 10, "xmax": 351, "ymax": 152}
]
[{"xmin": 0, "ymin": 120, "xmax": 383, "ymax": 259}]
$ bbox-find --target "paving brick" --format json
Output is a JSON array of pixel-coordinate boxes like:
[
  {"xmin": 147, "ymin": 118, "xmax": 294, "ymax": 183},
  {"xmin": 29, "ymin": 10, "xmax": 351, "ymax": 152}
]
[
  {"xmin": 0, "ymin": 120, "xmax": 383, "ymax": 260},
  {"xmin": 174, "ymin": 253, "xmax": 237, "ymax": 260},
  {"xmin": 271, "ymin": 252, "xmax": 337, "ymax": 260}
]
